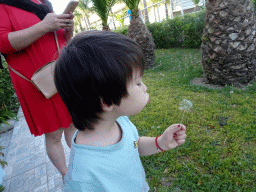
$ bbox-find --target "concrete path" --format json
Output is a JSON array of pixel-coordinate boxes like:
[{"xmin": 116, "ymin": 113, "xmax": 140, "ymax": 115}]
[{"xmin": 0, "ymin": 108, "xmax": 71, "ymax": 192}]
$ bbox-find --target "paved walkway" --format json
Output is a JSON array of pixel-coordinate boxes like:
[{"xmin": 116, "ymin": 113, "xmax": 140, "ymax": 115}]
[{"xmin": 0, "ymin": 107, "xmax": 71, "ymax": 192}]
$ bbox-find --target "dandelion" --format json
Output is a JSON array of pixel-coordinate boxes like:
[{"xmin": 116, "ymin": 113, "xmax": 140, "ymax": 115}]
[{"xmin": 179, "ymin": 99, "xmax": 193, "ymax": 124}]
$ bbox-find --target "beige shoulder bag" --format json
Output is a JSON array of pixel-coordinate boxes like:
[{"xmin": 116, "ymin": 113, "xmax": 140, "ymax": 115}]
[{"xmin": 9, "ymin": 31, "xmax": 60, "ymax": 99}]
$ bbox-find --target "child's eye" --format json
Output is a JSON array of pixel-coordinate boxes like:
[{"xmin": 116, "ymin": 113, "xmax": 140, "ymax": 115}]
[{"xmin": 137, "ymin": 83, "xmax": 142, "ymax": 86}]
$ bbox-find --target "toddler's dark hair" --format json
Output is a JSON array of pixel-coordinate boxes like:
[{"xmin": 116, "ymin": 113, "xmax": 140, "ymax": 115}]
[{"xmin": 54, "ymin": 30, "xmax": 145, "ymax": 131}]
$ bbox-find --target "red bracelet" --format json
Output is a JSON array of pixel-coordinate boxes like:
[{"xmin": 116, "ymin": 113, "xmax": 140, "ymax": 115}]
[{"xmin": 155, "ymin": 135, "xmax": 166, "ymax": 152}]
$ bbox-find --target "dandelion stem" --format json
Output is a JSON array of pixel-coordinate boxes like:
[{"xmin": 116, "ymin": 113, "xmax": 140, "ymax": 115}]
[{"xmin": 180, "ymin": 110, "xmax": 185, "ymax": 124}]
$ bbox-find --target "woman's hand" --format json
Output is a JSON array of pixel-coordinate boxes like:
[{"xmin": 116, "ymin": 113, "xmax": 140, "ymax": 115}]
[
  {"xmin": 40, "ymin": 13, "xmax": 74, "ymax": 33},
  {"xmin": 62, "ymin": 12, "xmax": 74, "ymax": 33},
  {"xmin": 63, "ymin": 12, "xmax": 75, "ymax": 42},
  {"xmin": 158, "ymin": 124, "xmax": 186, "ymax": 151},
  {"xmin": 7, "ymin": 13, "xmax": 74, "ymax": 51}
]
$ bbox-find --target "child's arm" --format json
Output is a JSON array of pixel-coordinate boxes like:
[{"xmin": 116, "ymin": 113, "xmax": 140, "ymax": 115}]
[{"xmin": 138, "ymin": 124, "xmax": 186, "ymax": 156}]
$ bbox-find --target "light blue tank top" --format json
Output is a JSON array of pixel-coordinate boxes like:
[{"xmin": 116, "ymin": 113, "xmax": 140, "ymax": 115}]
[{"xmin": 64, "ymin": 116, "xmax": 150, "ymax": 192}]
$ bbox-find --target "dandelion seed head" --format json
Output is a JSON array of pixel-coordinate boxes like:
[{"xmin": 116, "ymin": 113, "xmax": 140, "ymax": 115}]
[{"xmin": 179, "ymin": 99, "xmax": 193, "ymax": 111}]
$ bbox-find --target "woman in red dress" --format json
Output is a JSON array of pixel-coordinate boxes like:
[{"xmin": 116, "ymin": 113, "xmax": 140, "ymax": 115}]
[{"xmin": 0, "ymin": 0, "xmax": 76, "ymax": 178}]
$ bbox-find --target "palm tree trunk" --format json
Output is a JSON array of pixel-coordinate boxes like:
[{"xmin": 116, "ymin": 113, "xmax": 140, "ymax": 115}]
[
  {"xmin": 142, "ymin": 0, "xmax": 149, "ymax": 23},
  {"xmin": 153, "ymin": 6, "xmax": 157, "ymax": 22},
  {"xmin": 82, "ymin": 16, "xmax": 88, "ymax": 30},
  {"xmin": 169, "ymin": 0, "xmax": 174, "ymax": 19},
  {"xmin": 164, "ymin": 0, "xmax": 168, "ymax": 19},
  {"xmin": 128, "ymin": 14, "xmax": 155, "ymax": 69},
  {"xmin": 111, "ymin": 10, "xmax": 116, "ymax": 30},
  {"xmin": 102, "ymin": 23, "xmax": 110, "ymax": 31},
  {"xmin": 201, "ymin": 0, "xmax": 256, "ymax": 85},
  {"xmin": 85, "ymin": 14, "xmax": 91, "ymax": 29},
  {"xmin": 101, "ymin": 17, "xmax": 110, "ymax": 31}
]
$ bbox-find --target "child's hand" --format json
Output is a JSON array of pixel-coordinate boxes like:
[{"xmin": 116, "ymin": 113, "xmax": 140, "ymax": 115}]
[{"xmin": 158, "ymin": 124, "xmax": 186, "ymax": 151}]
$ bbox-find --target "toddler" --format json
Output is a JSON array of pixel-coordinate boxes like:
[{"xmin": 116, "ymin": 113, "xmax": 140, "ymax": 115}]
[{"xmin": 54, "ymin": 30, "xmax": 187, "ymax": 192}]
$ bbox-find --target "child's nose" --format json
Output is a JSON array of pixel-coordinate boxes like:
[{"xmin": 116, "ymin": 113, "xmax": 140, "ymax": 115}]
[{"xmin": 142, "ymin": 82, "xmax": 147, "ymax": 92}]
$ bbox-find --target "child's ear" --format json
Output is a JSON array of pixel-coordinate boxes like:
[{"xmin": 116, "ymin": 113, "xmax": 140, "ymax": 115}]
[{"xmin": 100, "ymin": 98, "xmax": 114, "ymax": 112}]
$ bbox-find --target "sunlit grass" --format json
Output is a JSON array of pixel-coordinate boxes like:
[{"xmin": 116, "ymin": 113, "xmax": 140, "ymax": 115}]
[{"xmin": 130, "ymin": 49, "xmax": 256, "ymax": 191}]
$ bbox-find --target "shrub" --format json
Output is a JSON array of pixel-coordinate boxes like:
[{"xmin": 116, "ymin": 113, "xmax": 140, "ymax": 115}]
[
  {"xmin": 147, "ymin": 16, "xmax": 184, "ymax": 48},
  {"xmin": 114, "ymin": 10, "xmax": 206, "ymax": 49},
  {"xmin": 0, "ymin": 57, "xmax": 12, "ymax": 192},
  {"xmin": 0, "ymin": 185, "xmax": 4, "ymax": 192},
  {"xmin": 0, "ymin": 58, "xmax": 18, "ymax": 124},
  {"xmin": 114, "ymin": 25, "xmax": 128, "ymax": 36},
  {"xmin": 182, "ymin": 10, "xmax": 205, "ymax": 48}
]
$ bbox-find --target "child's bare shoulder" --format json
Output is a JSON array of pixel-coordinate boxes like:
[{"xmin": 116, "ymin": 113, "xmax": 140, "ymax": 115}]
[{"xmin": 74, "ymin": 131, "xmax": 92, "ymax": 145}]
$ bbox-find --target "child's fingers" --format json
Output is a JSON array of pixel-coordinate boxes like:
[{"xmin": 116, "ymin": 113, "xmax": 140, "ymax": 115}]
[
  {"xmin": 176, "ymin": 130, "xmax": 186, "ymax": 136},
  {"xmin": 177, "ymin": 139, "xmax": 185, "ymax": 145},
  {"xmin": 175, "ymin": 134, "xmax": 186, "ymax": 140},
  {"xmin": 179, "ymin": 124, "xmax": 186, "ymax": 131},
  {"xmin": 168, "ymin": 124, "xmax": 182, "ymax": 133}
]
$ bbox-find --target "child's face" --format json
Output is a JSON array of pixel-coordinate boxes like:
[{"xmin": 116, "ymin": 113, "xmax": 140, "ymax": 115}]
[{"xmin": 115, "ymin": 70, "xmax": 149, "ymax": 116}]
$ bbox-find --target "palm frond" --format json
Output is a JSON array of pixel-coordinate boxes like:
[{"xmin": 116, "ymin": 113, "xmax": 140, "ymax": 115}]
[
  {"xmin": 79, "ymin": 0, "xmax": 90, "ymax": 9},
  {"xmin": 91, "ymin": 0, "xmax": 116, "ymax": 24}
]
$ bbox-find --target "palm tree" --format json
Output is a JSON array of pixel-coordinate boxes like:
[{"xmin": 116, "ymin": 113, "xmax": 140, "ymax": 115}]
[
  {"xmin": 79, "ymin": 0, "xmax": 92, "ymax": 30},
  {"xmin": 201, "ymin": 0, "xmax": 256, "ymax": 85},
  {"xmin": 73, "ymin": 11, "xmax": 86, "ymax": 32},
  {"xmin": 164, "ymin": 0, "xmax": 168, "ymax": 19},
  {"xmin": 123, "ymin": 0, "xmax": 155, "ymax": 69},
  {"xmin": 90, "ymin": 0, "xmax": 116, "ymax": 30},
  {"xmin": 142, "ymin": 0, "xmax": 149, "ymax": 22},
  {"xmin": 110, "ymin": 9, "xmax": 127, "ymax": 28},
  {"xmin": 73, "ymin": 0, "xmax": 94, "ymax": 32}
]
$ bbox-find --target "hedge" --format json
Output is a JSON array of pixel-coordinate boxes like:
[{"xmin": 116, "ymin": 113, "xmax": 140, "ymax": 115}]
[{"xmin": 114, "ymin": 9, "xmax": 206, "ymax": 49}]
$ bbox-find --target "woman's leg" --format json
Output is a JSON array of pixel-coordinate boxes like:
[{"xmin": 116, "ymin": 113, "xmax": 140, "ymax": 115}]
[
  {"xmin": 45, "ymin": 127, "xmax": 67, "ymax": 178},
  {"xmin": 64, "ymin": 123, "xmax": 77, "ymax": 148}
]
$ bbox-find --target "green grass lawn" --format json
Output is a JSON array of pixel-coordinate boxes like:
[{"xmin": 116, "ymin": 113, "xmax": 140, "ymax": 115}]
[{"xmin": 130, "ymin": 49, "xmax": 256, "ymax": 192}]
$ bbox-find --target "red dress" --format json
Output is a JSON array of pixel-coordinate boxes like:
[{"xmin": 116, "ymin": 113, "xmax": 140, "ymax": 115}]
[{"xmin": 0, "ymin": 1, "xmax": 72, "ymax": 136}]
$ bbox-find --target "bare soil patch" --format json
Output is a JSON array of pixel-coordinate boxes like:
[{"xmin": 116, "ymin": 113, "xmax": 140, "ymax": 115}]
[{"xmin": 191, "ymin": 77, "xmax": 256, "ymax": 90}]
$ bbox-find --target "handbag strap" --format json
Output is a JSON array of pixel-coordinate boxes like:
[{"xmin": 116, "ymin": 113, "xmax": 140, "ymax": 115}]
[
  {"xmin": 8, "ymin": 31, "xmax": 60, "ymax": 82},
  {"xmin": 8, "ymin": 64, "xmax": 32, "ymax": 82},
  {"xmin": 54, "ymin": 31, "xmax": 61, "ymax": 55}
]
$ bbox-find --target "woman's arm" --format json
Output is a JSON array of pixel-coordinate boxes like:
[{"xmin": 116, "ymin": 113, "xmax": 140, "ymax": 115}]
[
  {"xmin": 8, "ymin": 22, "xmax": 48, "ymax": 51},
  {"xmin": 8, "ymin": 13, "xmax": 72, "ymax": 51}
]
